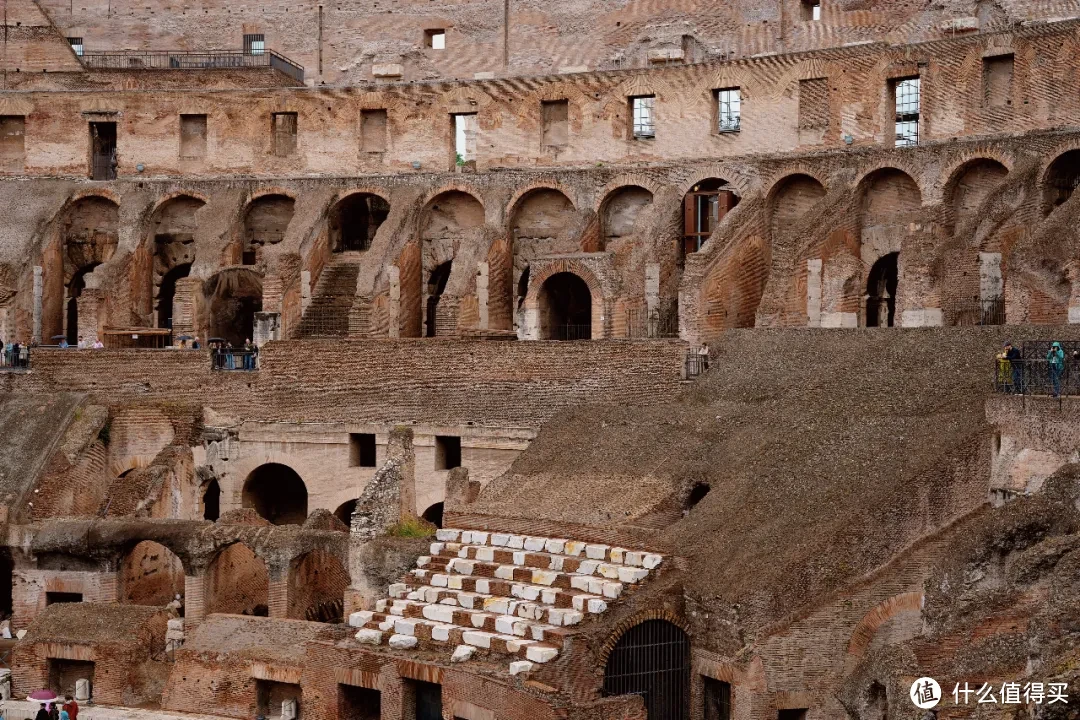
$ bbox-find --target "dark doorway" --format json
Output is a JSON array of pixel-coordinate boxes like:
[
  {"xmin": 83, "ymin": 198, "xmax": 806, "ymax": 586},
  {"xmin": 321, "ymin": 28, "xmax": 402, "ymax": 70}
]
[
  {"xmin": 425, "ymin": 261, "xmax": 453, "ymax": 337},
  {"xmin": 46, "ymin": 592, "xmax": 83, "ymax": 605},
  {"xmin": 205, "ymin": 269, "xmax": 263, "ymax": 347},
  {"xmin": 0, "ymin": 548, "xmax": 12, "ymax": 618},
  {"xmin": 517, "ymin": 265, "xmax": 530, "ymax": 310},
  {"xmin": 242, "ymin": 463, "xmax": 308, "ymax": 525},
  {"xmin": 331, "ymin": 194, "xmax": 389, "ymax": 252},
  {"xmin": 203, "ymin": 479, "xmax": 220, "ymax": 521},
  {"xmin": 538, "ymin": 272, "xmax": 592, "ymax": 340},
  {"xmin": 334, "ymin": 500, "xmax": 357, "ymax": 527},
  {"xmin": 157, "ymin": 263, "xmax": 190, "ymax": 329},
  {"xmin": 682, "ymin": 178, "xmax": 739, "ymax": 258},
  {"xmin": 66, "ymin": 263, "xmax": 99, "ymax": 345},
  {"xmin": 410, "ymin": 681, "xmax": 442, "ymax": 720},
  {"xmin": 339, "ymin": 685, "xmax": 380, "ymax": 720},
  {"xmin": 48, "ymin": 659, "xmax": 94, "ymax": 699},
  {"xmin": 256, "ymin": 680, "xmax": 301, "ymax": 720},
  {"xmin": 602, "ymin": 620, "xmax": 690, "ymax": 720},
  {"xmin": 421, "ymin": 502, "xmax": 444, "ymax": 529},
  {"xmin": 866, "ymin": 252, "xmax": 899, "ymax": 328},
  {"xmin": 90, "ymin": 122, "xmax": 117, "ymax": 181}
]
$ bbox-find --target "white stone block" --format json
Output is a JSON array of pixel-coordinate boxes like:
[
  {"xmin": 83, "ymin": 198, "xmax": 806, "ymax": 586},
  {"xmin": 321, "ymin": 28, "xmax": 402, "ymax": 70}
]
[
  {"xmin": 394, "ymin": 618, "xmax": 419, "ymax": 636},
  {"xmin": 389, "ymin": 582, "xmax": 408, "ymax": 597},
  {"xmin": 451, "ymin": 644, "xmax": 475, "ymax": 662},
  {"xmin": 491, "ymin": 533, "xmax": 511, "ymax": 546},
  {"xmin": 282, "ymin": 698, "xmax": 298, "ymax": 720},
  {"xmin": 524, "ymin": 537, "xmax": 546, "ymax": 552},
  {"xmin": 463, "ymin": 631, "xmax": 493, "ymax": 648},
  {"xmin": 471, "ymin": 613, "xmax": 487, "ymax": 628},
  {"xmin": 461, "ymin": 531, "xmax": 474, "ymax": 544},
  {"xmin": 472, "ymin": 531, "xmax": 489, "ymax": 545},
  {"xmin": 587, "ymin": 578, "xmax": 605, "ymax": 594},
  {"xmin": 432, "ymin": 573, "xmax": 449, "ymax": 588},
  {"xmin": 541, "ymin": 589, "xmax": 557, "ymax": 605},
  {"xmin": 564, "ymin": 541, "xmax": 585, "ymax": 556},
  {"xmin": 416, "ymin": 556, "xmax": 431, "ymax": 568},
  {"xmin": 602, "ymin": 582, "xmax": 623, "ymax": 599},
  {"xmin": 378, "ymin": 619, "xmax": 395, "ymax": 632},
  {"xmin": 451, "ymin": 559, "xmax": 476, "ymax": 575},
  {"xmin": 348, "ymin": 611, "xmax": 374, "ymax": 628},
  {"xmin": 513, "ymin": 551, "xmax": 527, "ymax": 565},
  {"xmin": 375, "ymin": 599, "xmax": 387, "ymax": 612},
  {"xmin": 519, "ymin": 585, "xmax": 540, "ymax": 601},
  {"xmin": 549, "ymin": 556, "xmax": 564, "ymax": 571},
  {"xmin": 484, "ymin": 597, "xmax": 509, "ymax": 614},
  {"xmin": 526, "ymin": 645, "xmax": 559, "ymax": 663},
  {"xmin": 431, "ymin": 624, "xmax": 454, "ymax": 642},
  {"xmin": 530, "ymin": 624, "xmax": 547, "ymax": 641},
  {"xmin": 495, "ymin": 616, "xmax": 516, "ymax": 635},
  {"xmin": 429, "ymin": 542, "xmax": 444, "ymax": 555},
  {"xmin": 532, "ymin": 570, "xmax": 558, "ymax": 586},
  {"xmin": 585, "ymin": 544, "xmax": 608, "ymax": 560},
  {"xmin": 388, "ymin": 633, "xmax": 418, "ymax": 649},
  {"xmin": 495, "ymin": 565, "xmax": 516, "ymax": 580},
  {"xmin": 372, "ymin": 63, "xmax": 403, "ymax": 78},
  {"xmin": 598, "ymin": 564, "xmax": 620, "ymax": 579},
  {"xmin": 407, "ymin": 591, "xmax": 422, "ymax": 601},
  {"xmin": 518, "ymin": 603, "xmax": 542, "ymax": 621},
  {"xmin": 570, "ymin": 576, "xmax": 591, "ymax": 591},
  {"xmin": 643, "ymin": 554, "xmax": 663, "ymax": 570},
  {"xmin": 577, "ymin": 560, "xmax": 598, "ymax": 575},
  {"xmin": 507, "ymin": 535, "xmax": 526, "ymax": 549},
  {"xmin": 476, "ymin": 547, "xmax": 494, "ymax": 562},
  {"xmin": 458, "ymin": 547, "xmax": 469, "ymax": 558},
  {"xmin": 618, "ymin": 567, "xmax": 649, "ymax": 584},
  {"xmin": 624, "ymin": 551, "xmax": 644, "ymax": 567},
  {"xmin": 475, "ymin": 579, "xmax": 491, "ymax": 594},
  {"xmin": 545, "ymin": 539, "xmax": 567, "ymax": 554},
  {"xmin": 509, "ymin": 661, "xmax": 533, "ymax": 676},
  {"xmin": 355, "ymin": 628, "xmax": 383, "ymax": 645},
  {"xmin": 167, "ymin": 618, "xmax": 184, "ymax": 631},
  {"xmin": 457, "ymin": 592, "xmax": 477, "ymax": 609},
  {"xmin": 447, "ymin": 575, "xmax": 463, "ymax": 590},
  {"xmin": 562, "ymin": 610, "xmax": 583, "ymax": 626},
  {"xmin": 505, "ymin": 638, "xmax": 534, "ymax": 653},
  {"xmin": 76, "ymin": 679, "xmax": 91, "ymax": 701},
  {"xmin": 436, "ymin": 529, "xmax": 460, "ymax": 542},
  {"xmin": 609, "ymin": 548, "xmax": 625, "ymax": 563},
  {"xmin": 412, "ymin": 569, "xmax": 428, "ymax": 579},
  {"xmin": 587, "ymin": 598, "xmax": 608, "ymax": 613},
  {"xmin": 423, "ymin": 605, "xmax": 455, "ymax": 623},
  {"xmin": 439, "ymin": 596, "xmax": 458, "ymax": 606},
  {"xmin": 423, "ymin": 587, "xmax": 440, "ymax": 603}
]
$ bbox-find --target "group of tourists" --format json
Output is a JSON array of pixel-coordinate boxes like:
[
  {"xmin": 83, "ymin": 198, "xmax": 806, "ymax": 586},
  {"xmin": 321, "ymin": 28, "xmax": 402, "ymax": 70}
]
[
  {"xmin": 211, "ymin": 338, "xmax": 259, "ymax": 370},
  {"xmin": 32, "ymin": 695, "xmax": 78, "ymax": 720},
  {"xmin": 0, "ymin": 337, "xmax": 30, "ymax": 368},
  {"xmin": 57, "ymin": 336, "xmax": 104, "ymax": 349},
  {"xmin": 996, "ymin": 341, "xmax": 1078, "ymax": 397}
]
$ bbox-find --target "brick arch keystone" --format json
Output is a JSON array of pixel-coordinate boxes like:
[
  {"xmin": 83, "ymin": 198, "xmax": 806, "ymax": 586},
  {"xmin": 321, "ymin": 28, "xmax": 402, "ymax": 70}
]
[
  {"xmin": 677, "ymin": 167, "xmax": 753, "ymax": 199},
  {"xmin": 149, "ymin": 191, "xmax": 210, "ymax": 217}
]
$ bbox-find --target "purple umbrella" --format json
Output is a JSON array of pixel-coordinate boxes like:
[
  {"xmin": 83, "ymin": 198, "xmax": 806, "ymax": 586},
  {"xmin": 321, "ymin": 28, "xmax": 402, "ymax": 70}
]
[{"xmin": 27, "ymin": 690, "xmax": 57, "ymax": 703}]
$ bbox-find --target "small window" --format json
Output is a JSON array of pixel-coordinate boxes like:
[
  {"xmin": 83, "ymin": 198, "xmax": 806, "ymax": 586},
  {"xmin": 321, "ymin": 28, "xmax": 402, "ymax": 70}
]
[
  {"xmin": 452, "ymin": 112, "xmax": 478, "ymax": 166},
  {"xmin": 425, "ymin": 29, "xmax": 446, "ymax": 50},
  {"xmin": 541, "ymin": 99, "xmax": 569, "ymax": 149},
  {"xmin": 798, "ymin": 78, "xmax": 829, "ymax": 129},
  {"xmin": 435, "ymin": 436, "xmax": 461, "ymax": 470},
  {"xmin": 179, "ymin": 114, "xmax": 207, "ymax": 159},
  {"xmin": 982, "ymin": 54, "xmax": 1014, "ymax": 108},
  {"xmin": 244, "ymin": 33, "xmax": 265, "ymax": 56},
  {"xmin": 777, "ymin": 710, "xmax": 807, "ymax": 720},
  {"xmin": 892, "ymin": 76, "xmax": 920, "ymax": 147},
  {"xmin": 0, "ymin": 116, "xmax": 26, "ymax": 169},
  {"xmin": 407, "ymin": 680, "xmax": 442, "ymax": 720},
  {"xmin": 630, "ymin": 95, "xmax": 655, "ymax": 139},
  {"xmin": 46, "ymin": 592, "xmax": 83, "ymax": 605},
  {"xmin": 360, "ymin": 109, "xmax": 388, "ymax": 153},
  {"xmin": 67, "ymin": 37, "xmax": 84, "ymax": 56},
  {"xmin": 703, "ymin": 677, "xmax": 731, "ymax": 720},
  {"xmin": 271, "ymin": 112, "xmax": 298, "ymax": 157},
  {"xmin": 801, "ymin": 0, "xmax": 821, "ymax": 21},
  {"xmin": 349, "ymin": 433, "xmax": 377, "ymax": 467},
  {"xmin": 716, "ymin": 88, "xmax": 741, "ymax": 133}
]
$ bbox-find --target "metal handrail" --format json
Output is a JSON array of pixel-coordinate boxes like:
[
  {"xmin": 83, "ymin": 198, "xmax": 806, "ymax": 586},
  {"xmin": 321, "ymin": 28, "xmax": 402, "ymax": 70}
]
[
  {"xmin": 81, "ymin": 49, "xmax": 304, "ymax": 82},
  {"xmin": 993, "ymin": 341, "xmax": 1080, "ymax": 397}
]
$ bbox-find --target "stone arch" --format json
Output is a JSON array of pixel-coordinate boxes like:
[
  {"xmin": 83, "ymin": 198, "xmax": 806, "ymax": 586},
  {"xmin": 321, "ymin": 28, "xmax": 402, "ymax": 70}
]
[
  {"xmin": 145, "ymin": 195, "xmax": 204, "ymax": 329},
  {"xmin": 202, "ymin": 479, "xmax": 221, "ymax": 522},
  {"xmin": 508, "ymin": 188, "xmax": 582, "ymax": 322},
  {"xmin": 844, "ymin": 592, "xmax": 923, "ymax": 673},
  {"xmin": 240, "ymin": 193, "xmax": 295, "ymax": 265},
  {"xmin": 865, "ymin": 252, "xmax": 899, "ymax": 327},
  {"xmin": 598, "ymin": 185, "xmax": 654, "ymax": 247},
  {"xmin": 287, "ymin": 549, "xmax": 349, "ymax": 623},
  {"xmin": 329, "ymin": 191, "xmax": 390, "ymax": 253},
  {"xmin": 334, "ymin": 499, "xmax": 357, "ymax": 527},
  {"xmin": 203, "ymin": 268, "xmax": 263, "ymax": 347},
  {"xmin": 943, "ymin": 158, "xmax": 1009, "ymax": 234},
  {"xmin": 857, "ymin": 167, "xmax": 921, "ymax": 262},
  {"xmin": 205, "ymin": 542, "xmax": 269, "ymax": 616},
  {"xmin": 766, "ymin": 173, "xmax": 827, "ymax": 240},
  {"xmin": 118, "ymin": 540, "xmax": 185, "ymax": 607},
  {"xmin": 421, "ymin": 502, "xmax": 444, "ymax": 529},
  {"xmin": 242, "ymin": 462, "xmax": 308, "ymax": 525},
  {"xmin": 419, "ymin": 190, "xmax": 486, "ymax": 336},
  {"xmin": 701, "ymin": 234, "xmax": 770, "ymax": 333},
  {"xmin": 536, "ymin": 271, "xmax": 593, "ymax": 341},
  {"xmin": 601, "ymin": 616, "xmax": 691, "ymax": 720},
  {"xmin": 1042, "ymin": 149, "xmax": 1080, "ymax": 217}
]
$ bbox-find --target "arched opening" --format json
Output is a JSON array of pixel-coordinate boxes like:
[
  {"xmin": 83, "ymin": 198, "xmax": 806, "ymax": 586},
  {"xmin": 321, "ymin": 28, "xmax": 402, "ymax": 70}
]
[
  {"xmin": 866, "ymin": 681, "xmax": 888, "ymax": 720},
  {"xmin": 425, "ymin": 261, "xmax": 453, "ymax": 337},
  {"xmin": 866, "ymin": 252, "xmax": 899, "ymax": 328},
  {"xmin": 767, "ymin": 174, "xmax": 826, "ymax": 240},
  {"xmin": 65, "ymin": 263, "xmax": 99, "ymax": 345},
  {"xmin": 600, "ymin": 186, "xmax": 653, "ymax": 248},
  {"xmin": 119, "ymin": 541, "xmax": 185, "ymax": 607},
  {"xmin": 242, "ymin": 463, "xmax": 308, "ymax": 525},
  {"xmin": 157, "ymin": 263, "xmax": 190, "ymax": 330},
  {"xmin": 242, "ymin": 194, "xmax": 294, "ymax": 265},
  {"xmin": 202, "ymin": 479, "xmax": 220, "ymax": 521},
  {"xmin": 330, "ymin": 193, "xmax": 390, "ymax": 252},
  {"xmin": 206, "ymin": 543, "xmax": 268, "ymax": 616},
  {"xmin": 603, "ymin": 620, "xmax": 690, "ymax": 720},
  {"xmin": 288, "ymin": 550, "xmax": 349, "ymax": 623},
  {"xmin": 686, "ymin": 483, "xmax": 710, "ymax": 510},
  {"xmin": 682, "ymin": 178, "xmax": 739, "ymax": 257},
  {"xmin": 1044, "ymin": 150, "xmax": 1080, "ymax": 216},
  {"xmin": 334, "ymin": 500, "xmax": 357, "ymax": 527},
  {"xmin": 205, "ymin": 269, "xmax": 262, "ymax": 347},
  {"xmin": 510, "ymin": 189, "xmax": 575, "ymax": 251},
  {"xmin": 45, "ymin": 196, "xmax": 118, "ymax": 343},
  {"xmin": 948, "ymin": 159, "xmax": 1008, "ymax": 232},
  {"xmin": 421, "ymin": 502, "xmax": 444, "ymax": 529},
  {"xmin": 538, "ymin": 272, "xmax": 592, "ymax": 340}
]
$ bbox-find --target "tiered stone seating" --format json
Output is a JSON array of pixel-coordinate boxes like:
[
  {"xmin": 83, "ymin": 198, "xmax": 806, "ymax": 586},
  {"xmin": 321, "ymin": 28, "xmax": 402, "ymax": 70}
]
[{"xmin": 349, "ymin": 529, "xmax": 663, "ymax": 673}]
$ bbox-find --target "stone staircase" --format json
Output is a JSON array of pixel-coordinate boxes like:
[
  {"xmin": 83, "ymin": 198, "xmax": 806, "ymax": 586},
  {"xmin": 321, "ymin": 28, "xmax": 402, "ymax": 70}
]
[
  {"xmin": 296, "ymin": 253, "xmax": 363, "ymax": 338},
  {"xmin": 349, "ymin": 529, "xmax": 663, "ymax": 674}
]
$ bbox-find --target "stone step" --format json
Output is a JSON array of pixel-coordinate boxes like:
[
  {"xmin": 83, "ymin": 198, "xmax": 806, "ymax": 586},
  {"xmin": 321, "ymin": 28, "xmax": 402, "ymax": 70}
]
[
  {"xmin": 414, "ymin": 556, "xmax": 632, "ymax": 598},
  {"xmin": 426, "ymin": 544, "xmax": 653, "ymax": 583},
  {"xmin": 360, "ymin": 602, "xmax": 573, "ymax": 647},
  {"xmin": 398, "ymin": 584, "xmax": 588, "ymax": 627},
  {"xmin": 351, "ymin": 612, "xmax": 561, "ymax": 663},
  {"xmin": 433, "ymin": 530, "xmax": 663, "ymax": 570},
  {"xmin": 401, "ymin": 572, "xmax": 614, "ymax": 612}
]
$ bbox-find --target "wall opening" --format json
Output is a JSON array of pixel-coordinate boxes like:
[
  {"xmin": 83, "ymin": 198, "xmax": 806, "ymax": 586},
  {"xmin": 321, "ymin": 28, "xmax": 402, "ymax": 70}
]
[
  {"xmin": 452, "ymin": 113, "xmax": 478, "ymax": 167},
  {"xmin": 405, "ymin": 680, "xmax": 442, "ymax": 720},
  {"xmin": 288, "ymin": 550, "xmax": 348, "ymax": 623},
  {"xmin": 1043, "ymin": 150, "xmax": 1080, "ymax": 216},
  {"xmin": 119, "ymin": 541, "xmax": 184, "ymax": 607},
  {"xmin": 334, "ymin": 500, "xmax": 357, "ymax": 527},
  {"xmin": 421, "ymin": 502, "xmax": 444, "ymax": 529},
  {"xmin": 434, "ymin": 436, "xmax": 461, "ymax": 470},
  {"xmin": 46, "ymin": 592, "xmax": 83, "ymax": 605},
  {"xmin": 157, "ymin": 263, "xmax": 190, "ymax": 330},
  {"xmin": 330, "ymin": 194, "xmax": 390, "ymax": 252},
  {"xmin": 48, "ymin": 659, "xmax": 94, "ymax": 699},
  {"xmin": 982, "ymin": 54, "xmax": 1014, "ymax": 108},
  {"xmin": 206, "ymin": 542, "xmax": 268, "ymax": 616},
  {"xmin": 539, "ymin": 272, "xmax": 592, "ymax": 340},
  {"xmin": 602, "ymin": 620, "xmax": 690, "ymax": 720},
  {"xmin": 242, "ymin": 463, "xmax": 308, "ymax": 525},
  {"xmin": 866, "ymin": 252, "xmax": 899, "ymax": 328},
  {"xmin": 541, "ymin": 100, "xmax": 569, "ymax": 150},
  {"xmin": 271, "ymin": 112, "xmax": 298, "ymax": 157},
  {"xmin": 65, "ymin": 263, "xmax": 99, "ymax": 345},
  {"xmin": 204, "ymin": 269, "xmax": 262, "ymax": 347},
  {"xmin": 339, "ymin": 685, "xmax": 380, "ymax": 720},
  {"xmin": 601, "ymin": 186, "xmax": 653, "ymax": 248},
  {"xmin": 360, "ymin": 110, "xmax": 388, "ymax": 153},
  {"xmin": 703, "ymin": 676, "xmax": 731, "ymax": 720},
  {"xmin": 89, "ymin": 121, "xmax": 117, "ymax": 180},
  {"xmin": 349, "ymin": 433, "xmax": 377, "ymax": 467},
  {"xmin": 800, "ymin": 0, "xmax": 821, "ymax": 20},
  {"xmin": 0, "ymin": 115, "xmax": 26, "ymax": 170},
  {"xmin": 257, "ymin": 680, "xmax": 301, "ymax": 720},
  {"xmin": 686, "ymin": 483, "xmax": 710, "ymax": 510},
  {"xmin": 179, "ymin": 114, "xmax": 208, "ymax": 160},
  {"xmin": 767, "ymin": 174, "xmax": 826, "ymax": 240},
  {"xmin": 148, "ymin": 195, "xmax": 202, "ymax": 329},
  {"xmin": 425, "ymin": 261, "xmax": 453, "ymax": 337},
  {"xmin": 0, "ymin": 548, "xmax": 12, "ymax": 619},
  {"xmin": 424, "ymin": 29, "xmax": 446, "ymax": 49},
  {"xmin": 243, "ymin": 194, "xmax": 294, "ymax": 265},
  {"xmin": 948, "ymin": 159, "xmax": 1008, "ymax": 233},
  {"xmin": 866, "ymin": 681, "xmax": 888, "ymax": 720},
  {"xmin": 683, "ymin": 179, "xmax": 739, "ymax": 256},
  {"xmin": 202, "ymin": 479, "xmax": 220, "ymax": 521},
  {"xmin": 777, "ymin": 710, "xmax": 808, "ymax": 720}
]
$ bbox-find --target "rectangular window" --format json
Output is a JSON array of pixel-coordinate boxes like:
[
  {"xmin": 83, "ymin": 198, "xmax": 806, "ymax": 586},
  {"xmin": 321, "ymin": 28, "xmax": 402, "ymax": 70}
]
[
  {"xmin": 982, "ymin": 54, "xmax": 1014, "ymax": 108},
  {"xmin": 271, "ymin": 112, "xmax": 298, "ymax": 157},
  {"xmin": 46, "ymin": 592, "xmax": 83, "ymax": 605},
  {"xmin": 360, "ymin": 109, "xmax": 388, "ymax": 153},
  {"xmin": 0, "ymin": 116, "xmax": 26, "ymax": 168},
  {"xmin": 338, "ymin": 684, "xmax": 380, "ymax": 720},
  {"xmin": 406, "ymin": 680, "xmax": 442, "ymax": 720},
  {"xmin": 541, "ymin": 99, "xmax": 569, "ymax": 149},
  {"xmin": 435, "ymin": 435, "xmax": 461, "ymax": 470},
  {"xmin": 425, "ymin": 29, "xmax": 446, "ymax": 50},
  {"xmin": 89, "ymin": 121, "xmax": 117, "ymax": 180},
  {"xmin": 67, "ymin": 37, "xmax": 84, "ymax": 56},
  {"xmin": 452, "ymin": 113, "xmax": 478, "ymax": 165},
  {"xmin": 777, "ymin": 710, "xmax": 807, "ymax": 720},
  {"xmin": 179, "ymin": 114, "xmax": 207, "ymax": 159},
  {"xmin": 630, "ymin": 95, "xmax": 655, "ymax": 139},
  {"xmin": 703, "ymin": 677, "xmax": 732, "ymax": 720},
  {"xmin": 716, "ymin": 87, "xmax": 741, "ymax": 133},
  {"xmin": 244, "ymin": 33, "xmax": 265, "ymax": 55},
  {"xmin": 798, "ymin": 78, "xmax": 829, "ymax": 129},
  {"xmin": 893, "ymin": 76, "xmax": 920, "ymax": 147},
  {"xmin": 349, "ymin": 433, "xmax": 377, "ymax": 467},
  {"xmin": 801, "ymin": 0, "xmax": 821, "ymax": 21}
]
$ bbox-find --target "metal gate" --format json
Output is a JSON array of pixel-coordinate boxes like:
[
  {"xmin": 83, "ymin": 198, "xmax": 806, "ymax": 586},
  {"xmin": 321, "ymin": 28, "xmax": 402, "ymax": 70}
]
[{"xmin": 602, "ymin": 620, "xmax": 690, "ymax": 720}]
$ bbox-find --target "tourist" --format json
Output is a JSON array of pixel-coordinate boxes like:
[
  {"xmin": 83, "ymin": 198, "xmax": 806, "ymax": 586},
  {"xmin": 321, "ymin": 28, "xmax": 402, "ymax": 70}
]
[
  {"xmin": 224, "ymin": 341, "xmax": 235, "ymax": 370},
  {"xmin": 61, "ymin": 697, "xmax": 77, "ymax": 720},
  {"xmin": 17, "ymin": 342, "xmax": 27, "ymax": 368},
  {"xmin": 697, "ymin": 342, "xmax": 710, "ymax": 372},
  {"xmin": 58, "ymin": 709, "xmax": 68, "ymax": 720},
  {"xmin": 92, "ymin": 339, "xmax": 104, "ymax": 349},
  {"xmin": 58, "ymin": 338, "xmax": 69, "ymax": 349},
  {"xmin": 1004, "ymin": 342, "xmax": 1022, "ymax": 393},
  {"xmin": 33, "ymin": 704, "xmax": 48, "ymax": 720},
  {"xmin": 1047, "ymin": 341, "xmax": 1065, "ymax": 397},
  {"xmin": 48, "ymin": 702, "xmax": 58, "ymax": 720},
  {"xmin": 191, "ymin": 337, "xmax": 201, "ymax": 350},
  {"xmin": 165, "ymin": 594, "xmax": 183, "ymax": 618},
  {"xmin": 77, "ymin": 336, "xmax": 88, "ymax": 349},
  {"xmin": 243, "ymin": 338, "xmax": 255, "ymax": 370}
]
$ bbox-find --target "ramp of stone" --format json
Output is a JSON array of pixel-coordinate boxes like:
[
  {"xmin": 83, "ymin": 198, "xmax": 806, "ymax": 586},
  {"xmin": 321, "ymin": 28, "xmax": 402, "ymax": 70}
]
[
  {"xmin": 296, "ymin": 254, "xmax": 364, "ymax": 338},
  {"xmin": 349, "ymin": 529, "xmax": 662, "ymax": 673}
]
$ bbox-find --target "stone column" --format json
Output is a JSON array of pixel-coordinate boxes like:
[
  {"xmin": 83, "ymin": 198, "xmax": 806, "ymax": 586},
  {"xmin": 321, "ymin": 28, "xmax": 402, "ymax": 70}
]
[
  {"xmin": 253, "ymin": 312, "xmax": 280, "ymax": 346},
  {"xmin": 171, "ymin": 277, "xmax": 201, "ymax": 339},
  {"xmin": 979, "ymin": 252, "xmax": 1004, "ymax": 302},
  {"xmin": 76, "ymin": 288, "xmax": 105, "ymax": 345},
  {"xmin": 32, "ymin": 266, "xmax": 42, "ymax": 343}
]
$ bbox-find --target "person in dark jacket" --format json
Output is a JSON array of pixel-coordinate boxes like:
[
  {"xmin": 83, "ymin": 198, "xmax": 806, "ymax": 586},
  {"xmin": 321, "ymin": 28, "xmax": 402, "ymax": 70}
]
[
  {"xmin": 1047, "ymin": 341, "xmax": 1065, "ymax": 397},
  {"xmin": 1004, "ymin": 342, "xmax": 1022, "ymax": 393},
  {"xmin": 34, "ymin": 704, "xmax": 49, "ymax": 720}
]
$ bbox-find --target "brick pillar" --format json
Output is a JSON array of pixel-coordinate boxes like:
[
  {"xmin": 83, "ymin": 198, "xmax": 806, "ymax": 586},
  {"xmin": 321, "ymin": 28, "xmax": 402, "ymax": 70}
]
[
  {"xmin": 253, "ymin": 312, "xmax": 280, "ymax": 346},
  {"xmin": 806, "ymin": 258, "xmax": 822, "ymax": 327},
  {"xmin": 76, "ymin": 288, "xmax": 105, "ymax": 345},
  {"xmin": 268, "ymin": 563, "xmax": 289, "ymax": 618},
  {"xmin": 184, "ymin": 573, "xmax": 206, "ymax": 628},
  {"xmin": 172, "ymin": 277, "xmax": 201, "ymax": 339},
  {"xmin": 379, "ymin": 665, "xmax": 404, "ymax": 720},
  {"xmin": 32, "ymin": 265, "xmax": 42, "ymax": 343},
  {"xmin": 476, "ymin": 261, "xmax": 490, "ymax": 330},
  {"xmin": 95, "ymin": 573, "xmax": 118, "ymax": 604}
]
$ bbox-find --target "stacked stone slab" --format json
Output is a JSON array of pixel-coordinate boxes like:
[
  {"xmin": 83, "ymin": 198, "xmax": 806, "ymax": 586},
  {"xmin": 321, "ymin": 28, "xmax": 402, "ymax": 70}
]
[{"xmin": 349, "ymin": 529, "xmax": 663, "ymax": 673}]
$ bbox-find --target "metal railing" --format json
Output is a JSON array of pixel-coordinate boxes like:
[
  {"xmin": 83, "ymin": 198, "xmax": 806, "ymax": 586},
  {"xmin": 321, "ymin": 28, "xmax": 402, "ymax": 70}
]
[
  {"xmin": 953, "ymin": 297, "xmax": 1005, "ymax": 326},
  {"xmin": 553, "ymin": 324, "xmax": 592, "ymax": 341},
  {"xmin": 212, "ymin": 349, "xmax": 259, "ymax": 371},
  {"xmin": 0, "ymin": 345, "xmax": 29, "ymax": 370},
  {"xmin": 81, "ymin": 49, "xmax": 305, "ymax": 82},
  {"xmin": 685, "ymin": 348, "xmax": 710, "ymax": 379},
  {"xmin": 626, "ymin": 304, "xmax": 679, "ymax": 339},
  {"xmin": 993, "ymin": 341, "xmax": 1080, "ymax": 397}
]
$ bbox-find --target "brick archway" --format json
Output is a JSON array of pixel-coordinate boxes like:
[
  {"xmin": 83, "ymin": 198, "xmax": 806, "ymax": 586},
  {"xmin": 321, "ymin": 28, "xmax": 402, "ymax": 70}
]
[{"xmin": 522, "ymin": 260, "xmax": 606, "ymax": 340}]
